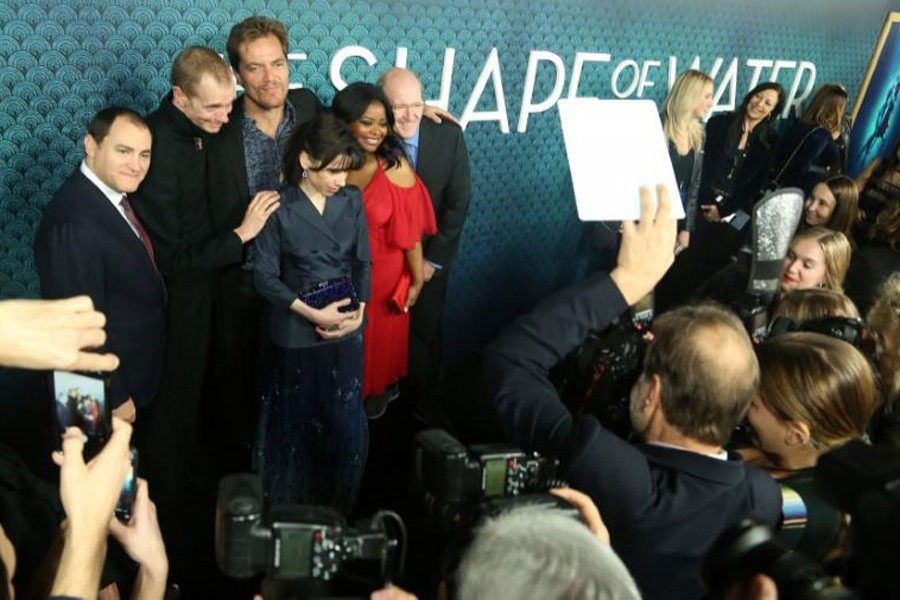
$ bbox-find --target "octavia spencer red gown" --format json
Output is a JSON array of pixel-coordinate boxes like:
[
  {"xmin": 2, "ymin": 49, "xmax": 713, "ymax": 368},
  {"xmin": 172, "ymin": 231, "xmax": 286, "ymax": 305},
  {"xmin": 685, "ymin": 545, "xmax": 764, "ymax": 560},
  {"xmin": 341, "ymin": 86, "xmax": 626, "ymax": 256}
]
[{"xmin": 361, "ymin": 162, "xmax": 437, "ymax": 398}]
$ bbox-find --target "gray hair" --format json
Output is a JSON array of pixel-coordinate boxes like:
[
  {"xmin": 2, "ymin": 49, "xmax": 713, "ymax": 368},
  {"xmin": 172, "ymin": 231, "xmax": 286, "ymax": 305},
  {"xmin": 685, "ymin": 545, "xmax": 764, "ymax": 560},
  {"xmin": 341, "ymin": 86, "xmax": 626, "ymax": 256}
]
[{"xmin": 457, "ymin": 505, "xmax": 641, "ymax": 600}]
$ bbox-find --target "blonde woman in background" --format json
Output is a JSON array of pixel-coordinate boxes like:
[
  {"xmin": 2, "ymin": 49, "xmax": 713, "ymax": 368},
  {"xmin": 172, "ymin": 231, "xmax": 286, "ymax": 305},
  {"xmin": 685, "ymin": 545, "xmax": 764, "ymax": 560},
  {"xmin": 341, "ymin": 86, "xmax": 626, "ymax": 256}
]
[
  {"xmin": 662, "ymin": 68, "xmax": 714, "ymax": 251},
  {"xmin": 656, "ymin": 69, "xmax": 714, "ymax": 311}
]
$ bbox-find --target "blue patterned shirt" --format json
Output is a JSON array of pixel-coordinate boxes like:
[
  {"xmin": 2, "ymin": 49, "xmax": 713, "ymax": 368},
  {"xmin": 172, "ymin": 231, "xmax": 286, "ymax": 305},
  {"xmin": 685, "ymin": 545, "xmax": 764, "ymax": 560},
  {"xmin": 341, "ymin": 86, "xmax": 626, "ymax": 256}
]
[{"xmin": 242, "ymin": 101, "xmax": 297, "ymax": 195}]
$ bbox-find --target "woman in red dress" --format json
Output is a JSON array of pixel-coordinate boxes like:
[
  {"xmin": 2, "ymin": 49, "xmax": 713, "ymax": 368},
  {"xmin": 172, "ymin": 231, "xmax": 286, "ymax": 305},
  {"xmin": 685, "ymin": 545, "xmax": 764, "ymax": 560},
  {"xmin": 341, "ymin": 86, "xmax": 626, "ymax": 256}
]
[{"xmin": 333, "ymin": 83, "xmax": 437, "ymax": 413}]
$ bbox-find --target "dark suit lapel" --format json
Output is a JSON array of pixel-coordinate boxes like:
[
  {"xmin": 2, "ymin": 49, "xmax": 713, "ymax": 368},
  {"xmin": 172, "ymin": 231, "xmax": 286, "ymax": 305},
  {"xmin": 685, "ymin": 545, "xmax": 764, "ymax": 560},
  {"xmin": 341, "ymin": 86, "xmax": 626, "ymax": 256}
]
[
  {"xmin": 223, "ymin": 102, "xmax": 251, "ymax": 202},
  {"xmin": 415, "ymin": 119, "xmax": 438, "ymax": 178},
  {"xmin": 72, "ymin": 172, "xmax": 160, "ymax": 282},
  {"xmin": 285, "ymin": 187, "xmax": 341, "ymax": 244}
]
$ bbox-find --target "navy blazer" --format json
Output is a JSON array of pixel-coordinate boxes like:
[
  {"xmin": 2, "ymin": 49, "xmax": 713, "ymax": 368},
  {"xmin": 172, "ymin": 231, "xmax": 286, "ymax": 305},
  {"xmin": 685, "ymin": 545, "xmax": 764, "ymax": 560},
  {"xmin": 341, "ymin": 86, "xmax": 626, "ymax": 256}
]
[
  {"xmin": 253, "ymin": 185, "xmax": 371, "ymax": 349},
  {"xmin": 483, "ymin": 273, "xmax": 782, "ymax": 600},
  {"xmin": 33, "ymin": 170, "xmax": 166, "ymax": 409},
  {"xmin": 415, "ymin": 119, "xmax": 471, "ymax": 268}
]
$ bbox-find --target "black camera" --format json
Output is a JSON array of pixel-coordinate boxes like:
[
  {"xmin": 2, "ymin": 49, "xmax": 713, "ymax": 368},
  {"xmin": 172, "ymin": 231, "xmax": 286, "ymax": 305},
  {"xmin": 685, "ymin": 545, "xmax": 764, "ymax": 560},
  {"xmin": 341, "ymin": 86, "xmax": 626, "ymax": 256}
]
[
  {"xmin": 414, "ymin": 429, "xmax": 563, "ymax": 505},
  {"xmin": 768, "ymin": 316, "xmax": 866, "ymax": 348},
  {"xmin": 703, "ymin": 519, "xmax": 855, "ymax": 600},
  {"xmin": 215, "ymin": 474, "xmax": 401, "ymax": 582}
]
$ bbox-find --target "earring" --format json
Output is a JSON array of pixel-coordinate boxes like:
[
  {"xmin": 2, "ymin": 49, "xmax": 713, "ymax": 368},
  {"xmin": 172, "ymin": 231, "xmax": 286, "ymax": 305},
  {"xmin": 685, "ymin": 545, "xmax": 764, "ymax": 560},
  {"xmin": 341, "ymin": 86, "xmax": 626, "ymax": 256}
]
[{"xmin": 301, "ymin": 169, "xmax": 308, "ymax": 178}]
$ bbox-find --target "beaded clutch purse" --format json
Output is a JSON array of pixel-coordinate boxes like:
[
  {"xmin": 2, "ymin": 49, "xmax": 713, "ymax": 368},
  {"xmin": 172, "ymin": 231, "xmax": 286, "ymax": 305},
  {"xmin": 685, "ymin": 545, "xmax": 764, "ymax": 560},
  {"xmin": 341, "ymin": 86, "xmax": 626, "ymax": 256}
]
[{"xmin": 298, "ymin": 277, "xmax": 359, "ymax": 313}]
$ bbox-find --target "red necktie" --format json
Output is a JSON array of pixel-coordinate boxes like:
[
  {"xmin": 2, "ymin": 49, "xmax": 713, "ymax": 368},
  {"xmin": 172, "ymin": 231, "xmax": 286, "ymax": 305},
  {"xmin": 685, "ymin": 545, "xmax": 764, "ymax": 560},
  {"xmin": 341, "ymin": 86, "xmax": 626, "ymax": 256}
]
[{"xmin": 119, "ymin": 195, "xmax": 158, "ymax": 272}]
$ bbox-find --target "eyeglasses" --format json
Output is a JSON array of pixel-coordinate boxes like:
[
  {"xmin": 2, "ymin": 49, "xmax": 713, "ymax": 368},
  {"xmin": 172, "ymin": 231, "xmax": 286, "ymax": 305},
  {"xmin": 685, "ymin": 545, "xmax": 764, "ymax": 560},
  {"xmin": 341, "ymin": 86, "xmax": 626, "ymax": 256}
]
[{"xmin": 392, "ymin": 102, "xmax": 424, "ymax": 112}]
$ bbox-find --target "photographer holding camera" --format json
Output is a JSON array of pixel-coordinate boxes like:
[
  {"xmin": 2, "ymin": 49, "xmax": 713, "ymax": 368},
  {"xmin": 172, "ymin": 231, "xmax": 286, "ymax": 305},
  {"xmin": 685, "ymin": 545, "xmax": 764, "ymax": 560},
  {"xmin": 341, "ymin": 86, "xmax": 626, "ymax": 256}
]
[{"xmin": 484, "ymin": 186, "xmax": 781, "ymax": 600}]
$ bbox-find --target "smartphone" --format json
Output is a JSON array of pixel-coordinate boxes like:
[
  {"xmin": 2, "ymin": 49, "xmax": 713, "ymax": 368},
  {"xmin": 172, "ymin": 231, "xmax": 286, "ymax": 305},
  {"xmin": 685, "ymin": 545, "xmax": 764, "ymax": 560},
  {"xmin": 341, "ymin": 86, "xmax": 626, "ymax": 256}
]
[
  {"xmin": 52, "ymin": 370, "xmax": 112, "ymax": 460},
  {"xmin": 115, "ymin": 447, "xmax": 138, "ymax": 523}
]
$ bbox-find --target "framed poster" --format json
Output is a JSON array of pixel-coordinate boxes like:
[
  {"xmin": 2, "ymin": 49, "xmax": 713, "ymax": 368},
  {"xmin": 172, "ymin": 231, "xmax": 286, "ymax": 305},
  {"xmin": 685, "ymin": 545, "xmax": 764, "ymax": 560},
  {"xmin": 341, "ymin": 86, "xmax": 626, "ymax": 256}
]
[{"xmin": 849, "ymin": 12, "xmax": 900, "ymax": 177}]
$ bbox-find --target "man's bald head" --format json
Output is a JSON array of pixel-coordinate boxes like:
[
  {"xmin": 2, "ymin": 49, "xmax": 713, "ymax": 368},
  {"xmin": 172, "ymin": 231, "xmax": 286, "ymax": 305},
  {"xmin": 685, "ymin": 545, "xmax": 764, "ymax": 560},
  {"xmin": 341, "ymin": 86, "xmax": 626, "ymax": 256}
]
[
  {"xmin": 379, "ymin": 68, "xmax": 424, "ymax": 140},
  {"xmin": 642, "ymin": 303, "xmax": 759, "ymax": 446}
]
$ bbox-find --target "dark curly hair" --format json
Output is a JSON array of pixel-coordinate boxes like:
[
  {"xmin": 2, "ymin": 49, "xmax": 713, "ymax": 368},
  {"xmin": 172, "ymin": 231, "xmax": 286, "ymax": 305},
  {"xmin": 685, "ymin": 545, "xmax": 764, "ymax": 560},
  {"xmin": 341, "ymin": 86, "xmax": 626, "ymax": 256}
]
[{"xmin": 331, "ymin": 82, "xmax": 406, "ymax": 170}]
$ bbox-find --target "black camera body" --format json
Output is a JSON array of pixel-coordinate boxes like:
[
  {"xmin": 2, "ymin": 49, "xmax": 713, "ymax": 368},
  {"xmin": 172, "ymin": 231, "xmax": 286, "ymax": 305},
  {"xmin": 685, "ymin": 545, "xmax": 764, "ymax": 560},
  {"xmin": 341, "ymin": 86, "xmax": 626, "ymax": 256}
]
[
  {"xmin": 703, "ymin": 519, "xmax": 854, "ymax": 600},
  {"xmin": 215, "ymin": 474, "xmax": 399, "ymax": 582},
  {"xmin": 414, "ymin": 429, "xmax": 562, "ymax": 505}
]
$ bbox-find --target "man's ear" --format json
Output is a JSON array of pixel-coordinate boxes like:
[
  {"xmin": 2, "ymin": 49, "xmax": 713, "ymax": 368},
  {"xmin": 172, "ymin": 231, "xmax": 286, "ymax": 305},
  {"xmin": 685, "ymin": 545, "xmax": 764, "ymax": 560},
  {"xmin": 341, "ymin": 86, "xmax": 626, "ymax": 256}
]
[
  {"xmin": 646, "ymin": 373, "xmax": 663, "ymax": 412},
  {"xmin": 785, "ymin": 420, "xmax": 812, "ymax": 447},
  {"xmin": 83, "ymin": 134, "xmax": 96, "ymax": 159},
  {"xmin": 172, "ymin": 85, "xmax": 188, "ymax": 108}
]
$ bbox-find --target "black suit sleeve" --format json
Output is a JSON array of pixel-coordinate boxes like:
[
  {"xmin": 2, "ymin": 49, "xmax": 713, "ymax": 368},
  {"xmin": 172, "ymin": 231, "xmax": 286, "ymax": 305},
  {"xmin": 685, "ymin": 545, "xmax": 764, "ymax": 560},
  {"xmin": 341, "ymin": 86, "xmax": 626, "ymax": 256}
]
[
  {"xmin": 34, "ymin": 222, "xmax": 130, "ymax": 406},
  {"xmin": 482, "ymin": 273, "xmax": 629, "ymax": 459},
  {"xmin": 425, "ymin": 127, "xmax": 470, "ymax": 267},
  {"xmin": 134, "ymin": 147, "xmax": 243, "ymax": 278}
]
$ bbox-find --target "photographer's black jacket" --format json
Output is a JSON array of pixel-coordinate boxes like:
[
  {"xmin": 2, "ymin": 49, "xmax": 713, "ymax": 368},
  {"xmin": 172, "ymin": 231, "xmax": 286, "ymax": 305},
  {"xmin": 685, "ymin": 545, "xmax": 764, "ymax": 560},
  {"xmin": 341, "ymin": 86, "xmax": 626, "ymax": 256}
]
[{"xmin": 483, "ymin": 272, "xmax": 782, "ymax": 600}]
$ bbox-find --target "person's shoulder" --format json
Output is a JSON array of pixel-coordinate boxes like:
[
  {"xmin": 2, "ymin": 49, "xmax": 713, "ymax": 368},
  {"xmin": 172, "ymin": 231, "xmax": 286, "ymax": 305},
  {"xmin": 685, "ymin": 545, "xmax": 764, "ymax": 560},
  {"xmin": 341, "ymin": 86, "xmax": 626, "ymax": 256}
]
[
  {"xmin": 382, "ymin": 156, "xmax": 417, "ymax": 187},
  {"xmin": 421, "ymin": 117, "xmax": 464, "ymax": 139},
  {"xmin": 707, "ymin": 112, "xmax": 732, "ymax": 126},
  {"xmin": 288, "ymin": 88, "xmax": 323, "ymax": 113},
  {"xmin": 741, "ymin": 459, "xmax": 782, "ymax": 509}
]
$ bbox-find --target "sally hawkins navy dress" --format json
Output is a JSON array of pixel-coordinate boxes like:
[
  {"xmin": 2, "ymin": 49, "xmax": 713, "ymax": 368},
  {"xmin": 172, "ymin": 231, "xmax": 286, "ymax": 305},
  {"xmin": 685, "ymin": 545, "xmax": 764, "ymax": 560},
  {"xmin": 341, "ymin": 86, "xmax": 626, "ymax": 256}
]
[{"xmin": 253, "ymin": 184, "xmax": 371, "ymax": 514}]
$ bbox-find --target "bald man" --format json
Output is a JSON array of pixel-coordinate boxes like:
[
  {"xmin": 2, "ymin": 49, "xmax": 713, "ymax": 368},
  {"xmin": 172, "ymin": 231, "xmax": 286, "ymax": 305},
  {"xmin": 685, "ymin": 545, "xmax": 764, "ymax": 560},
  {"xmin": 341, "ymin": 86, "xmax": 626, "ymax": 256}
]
[
  {"xmin": 380, "ymin": 68, "xmax": 471, "ymax": 423},
  {"xmin": 484, "ymin": 187, "xmax": 781, "ymax": 600}
]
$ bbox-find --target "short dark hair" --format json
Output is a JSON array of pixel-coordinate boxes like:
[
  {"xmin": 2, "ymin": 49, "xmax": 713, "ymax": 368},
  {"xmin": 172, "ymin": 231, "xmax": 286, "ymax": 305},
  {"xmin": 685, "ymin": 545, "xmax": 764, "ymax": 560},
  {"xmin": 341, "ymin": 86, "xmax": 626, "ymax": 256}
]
[
  {"xmin": 282, "ymin": 113, "xmax": 366, "ymax": 187},
  {"xmin": 331, "ymin": 82, "xmax": 406, "ymax": 170},
  {"xmin": 86, "ymin": 107, "xmax": 148, "ymax": 143},
  {"xmin": 226, "ymin": 16, "xmax": 288, "ymax": 70},
  {"xmin": 643, "ymin": 303, "xmax": 759, "ymax": 446}
]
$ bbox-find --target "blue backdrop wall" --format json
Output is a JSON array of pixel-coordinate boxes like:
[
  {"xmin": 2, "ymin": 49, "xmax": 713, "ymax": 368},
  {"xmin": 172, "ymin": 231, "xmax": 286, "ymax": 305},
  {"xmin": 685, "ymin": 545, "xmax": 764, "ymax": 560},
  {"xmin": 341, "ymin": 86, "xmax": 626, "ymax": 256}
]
[{"xmin": 1, "ymin": 0, "xmax": 899, "ymax": 362}]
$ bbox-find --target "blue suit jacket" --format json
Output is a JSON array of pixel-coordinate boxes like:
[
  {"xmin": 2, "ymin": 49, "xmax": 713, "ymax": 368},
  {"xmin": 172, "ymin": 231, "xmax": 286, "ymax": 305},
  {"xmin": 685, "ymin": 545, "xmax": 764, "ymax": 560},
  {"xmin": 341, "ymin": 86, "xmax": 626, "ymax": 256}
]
[
  {"xmin": 483, "ymin": 273, "xmax": 782, "ymax": 600},
  {"xmin": 253, "ymin": 185, "xmax": 371, "ymax": 349},
  {"xmin": 34, "ymin": 170, "xmax": 166, "ymax": 409}
]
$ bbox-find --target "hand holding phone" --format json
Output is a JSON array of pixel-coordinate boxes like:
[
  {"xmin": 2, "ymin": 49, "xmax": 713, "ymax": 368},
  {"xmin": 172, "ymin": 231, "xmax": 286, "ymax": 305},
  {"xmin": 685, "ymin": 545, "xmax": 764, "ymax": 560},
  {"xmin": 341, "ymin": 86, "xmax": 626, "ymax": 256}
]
[
  {"xmin": 52, "ymin": 371, "xmax": 112, "ymax": 460},
  {"xmin": 115, "ymin": 447, "xmax": 138, "ymax": 523},
  {"xmin": 109, "ymin": 477, "xmax": 168, "ymax": 584}
]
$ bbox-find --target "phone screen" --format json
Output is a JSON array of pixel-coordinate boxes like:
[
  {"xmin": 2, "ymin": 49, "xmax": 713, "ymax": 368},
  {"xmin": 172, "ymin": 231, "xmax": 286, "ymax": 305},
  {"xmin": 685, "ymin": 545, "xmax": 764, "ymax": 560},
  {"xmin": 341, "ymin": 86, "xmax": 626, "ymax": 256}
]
[
  {"xmin": 52, "ymin": 371, "xmax": 111, "ymax": 458},
  {"xmin": 115, "ymin": 447, "xmax": 138, "ymax": 523}
]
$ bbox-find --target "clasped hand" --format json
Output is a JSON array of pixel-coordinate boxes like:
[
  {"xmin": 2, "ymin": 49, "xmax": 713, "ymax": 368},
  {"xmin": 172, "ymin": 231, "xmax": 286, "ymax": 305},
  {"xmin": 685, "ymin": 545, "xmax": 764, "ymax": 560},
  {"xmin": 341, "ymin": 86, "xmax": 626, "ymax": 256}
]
[{"xmin": 312, "ymin": 298, "xmax": 365, "ymax": 339}]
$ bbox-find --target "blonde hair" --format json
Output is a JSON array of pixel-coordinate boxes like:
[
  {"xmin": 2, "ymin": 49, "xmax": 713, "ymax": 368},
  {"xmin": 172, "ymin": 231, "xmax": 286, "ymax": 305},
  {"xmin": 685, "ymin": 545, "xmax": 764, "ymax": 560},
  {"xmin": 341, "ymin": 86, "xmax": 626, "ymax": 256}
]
[
  {"xmin": 757, "ymin": 332, "xmax": 877, "ymax": 450},
  {"xmin": 790, "ymin": 227, "xmax": 852, "ymax": 293},
  {"xmin": 662, "ymin": 69, "xmax": 713, "ymax": 153},
  {"xmin": 773, "ymin": 288, "xmax": 860, "ymax": 322}
]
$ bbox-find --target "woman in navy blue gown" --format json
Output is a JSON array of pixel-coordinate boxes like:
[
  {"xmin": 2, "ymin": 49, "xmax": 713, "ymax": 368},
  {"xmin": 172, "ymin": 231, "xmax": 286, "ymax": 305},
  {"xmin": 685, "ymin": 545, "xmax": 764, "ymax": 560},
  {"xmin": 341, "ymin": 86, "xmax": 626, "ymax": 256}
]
[{"xmin": 253, "ymin": 113, "xmax": 371, "ymax": 513}]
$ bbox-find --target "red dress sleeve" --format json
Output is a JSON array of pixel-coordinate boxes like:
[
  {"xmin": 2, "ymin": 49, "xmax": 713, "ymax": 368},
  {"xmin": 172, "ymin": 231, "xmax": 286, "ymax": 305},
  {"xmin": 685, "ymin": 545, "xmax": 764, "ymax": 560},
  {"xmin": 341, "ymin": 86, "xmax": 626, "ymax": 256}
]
[{"xmin": 386, "ymin": 174, "xmax": 438, "ymax": 250}]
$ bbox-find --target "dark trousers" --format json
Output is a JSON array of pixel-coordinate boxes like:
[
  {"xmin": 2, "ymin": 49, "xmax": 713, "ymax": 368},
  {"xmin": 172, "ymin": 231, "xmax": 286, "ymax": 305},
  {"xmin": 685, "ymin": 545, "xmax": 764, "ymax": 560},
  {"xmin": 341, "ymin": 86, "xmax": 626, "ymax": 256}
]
[
  {"xmin": 138, "ymin": 280, "xmax": 213, "ymax": 593},
  {"xmin": 409, "ymin": 267, "xmax": 450, "ymax": 416},
  {"xmin": 206, "ymin": 268, "xmax": 267, "ymax": 473}
]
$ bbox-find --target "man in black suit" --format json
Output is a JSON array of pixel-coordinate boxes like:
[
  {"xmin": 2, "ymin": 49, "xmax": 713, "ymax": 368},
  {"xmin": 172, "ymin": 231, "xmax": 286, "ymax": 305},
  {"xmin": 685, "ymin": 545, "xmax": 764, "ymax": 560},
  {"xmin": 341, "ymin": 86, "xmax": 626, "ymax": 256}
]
[
  {"xmin": 131, "ymin": 46, "xmax": 279, "ymax": 592},
  {"xmin": 34, "ymin": 108, "xmax": 164, "ymax": 422},
  {"xmin": 380, "ymin": 67, "xmax": 471, "ymax": 422},
  {"xmin": 483, "ymin": 187, "xmax": 781, "ymax": 600},
  {"xmin": 205, "ymin": 17, "xmax": 322, "ymax": 467}
]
